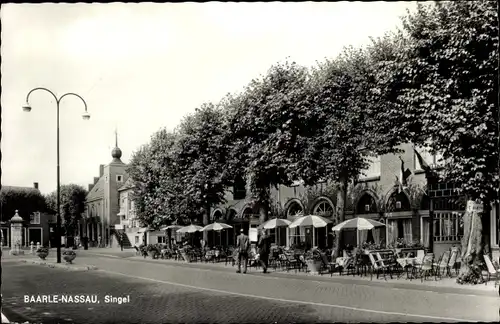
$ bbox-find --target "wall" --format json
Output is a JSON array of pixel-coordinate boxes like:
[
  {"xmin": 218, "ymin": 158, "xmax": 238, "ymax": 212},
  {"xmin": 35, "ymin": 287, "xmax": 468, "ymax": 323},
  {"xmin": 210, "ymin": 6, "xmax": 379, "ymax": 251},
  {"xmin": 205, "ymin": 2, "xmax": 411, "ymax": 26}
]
[{"xmin": 103, "ymin": 163, "xmax": 128, "ymax": 228}]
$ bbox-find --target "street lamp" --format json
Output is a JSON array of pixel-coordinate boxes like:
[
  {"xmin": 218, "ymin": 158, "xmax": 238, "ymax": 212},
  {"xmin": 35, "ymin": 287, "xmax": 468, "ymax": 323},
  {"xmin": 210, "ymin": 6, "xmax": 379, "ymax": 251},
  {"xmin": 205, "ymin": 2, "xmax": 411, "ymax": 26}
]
[{"xmin": 23, "ymin": 87, "xmax": 90, "ymax": 263}]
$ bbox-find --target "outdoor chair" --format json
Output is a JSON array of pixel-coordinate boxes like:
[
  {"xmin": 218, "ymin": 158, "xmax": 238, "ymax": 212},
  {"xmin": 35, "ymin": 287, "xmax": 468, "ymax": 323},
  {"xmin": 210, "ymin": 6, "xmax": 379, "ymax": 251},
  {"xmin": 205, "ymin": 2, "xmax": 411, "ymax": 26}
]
[
  {"xmin": 376, "ymin": 252, "xmax": 397, "ymax": 274},
  {"xmin": 431, "ymin": 253, "xmax": 445, "ymax": 280},
  {"xmin": 415, "ymin": 250, "xmax": 425, "ymax": 266},
  {"xmin": 446, "ymin": 249, "xmax": 459, "ymax": 278},
  {"xmin": 368, "ymin": 253, "xmax": 390, "ymax": 280},
  {"xmin": 318, "ymin": 252, "xmax": 339, "ymax": 276},
  {"xmin": 417, "ymin": 254, "xmax": 435, "ymax": 282},
  {"xmin": 284, "ymin": 253, "xmax": 300, "ymax": 272},
  {"xmin": 375, "ymin": 253, "xmax": 393, "ymax": 279},
  {"xmin": 434, "ymin": 250, "xmax": 451, "ymax": 279},
  {"xmin": 483, "ymin": 254, "xmax": 500, "ymax": 287}
]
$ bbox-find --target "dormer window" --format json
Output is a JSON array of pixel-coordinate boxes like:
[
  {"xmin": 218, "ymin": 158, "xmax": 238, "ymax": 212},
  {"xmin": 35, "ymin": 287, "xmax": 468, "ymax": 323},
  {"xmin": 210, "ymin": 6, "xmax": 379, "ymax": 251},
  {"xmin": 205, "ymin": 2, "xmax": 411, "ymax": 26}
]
[
  {"xmin": 396, "ymin": 201, "xmax": 402, "ymax": 210},
  {"xmin": 365, "ymin": 204, "xmax": 370, "ymax": 212}
]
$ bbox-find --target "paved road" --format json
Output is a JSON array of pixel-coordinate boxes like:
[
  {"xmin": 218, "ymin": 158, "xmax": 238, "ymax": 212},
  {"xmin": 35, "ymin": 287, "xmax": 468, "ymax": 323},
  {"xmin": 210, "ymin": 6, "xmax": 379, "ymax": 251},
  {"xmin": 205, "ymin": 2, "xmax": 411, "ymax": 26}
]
[{"xmin": 2, "ymin": 256, "xmax": 499, "ymax": 323}]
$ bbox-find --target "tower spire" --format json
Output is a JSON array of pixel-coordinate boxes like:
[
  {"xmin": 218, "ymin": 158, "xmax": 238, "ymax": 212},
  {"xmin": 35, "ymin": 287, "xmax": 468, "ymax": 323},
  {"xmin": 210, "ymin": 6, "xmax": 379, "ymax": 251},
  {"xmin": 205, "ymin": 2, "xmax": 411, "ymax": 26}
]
[{"xmin": 111, "ymin": 126, "xmax": 123, "ymax": 163}]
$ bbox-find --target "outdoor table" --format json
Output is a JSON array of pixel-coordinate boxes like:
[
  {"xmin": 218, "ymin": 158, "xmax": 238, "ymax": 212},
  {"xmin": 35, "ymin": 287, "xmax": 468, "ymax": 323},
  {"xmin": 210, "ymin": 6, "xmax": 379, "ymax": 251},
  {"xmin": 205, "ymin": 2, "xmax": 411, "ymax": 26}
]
[{"xmin": 396, "ymin": 257, "xmax": 417, "ymax": 279}]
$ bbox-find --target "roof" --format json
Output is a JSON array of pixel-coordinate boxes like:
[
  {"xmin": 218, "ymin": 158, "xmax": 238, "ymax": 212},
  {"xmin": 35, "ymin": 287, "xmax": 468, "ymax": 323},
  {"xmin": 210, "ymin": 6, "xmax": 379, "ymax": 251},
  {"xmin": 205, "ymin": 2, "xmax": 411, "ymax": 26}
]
[
  {"xmin": 86, "ymin": 176, "xmax": 105, "ymax": 202},
  {"xmin": 118, "ymin": 175, "xmax": 134, "ymax": 192}
]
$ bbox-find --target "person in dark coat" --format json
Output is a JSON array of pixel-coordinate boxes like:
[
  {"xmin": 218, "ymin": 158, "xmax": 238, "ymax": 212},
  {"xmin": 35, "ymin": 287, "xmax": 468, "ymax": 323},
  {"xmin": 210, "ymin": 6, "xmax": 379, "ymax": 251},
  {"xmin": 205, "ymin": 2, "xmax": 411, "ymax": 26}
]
[
  {"xmin": 236, "ymin": 229, "xmax": 250, "ymax": 274},
  {"xmin": 257, "ymin": 230, "xmax": 271, "ymax": 273}
]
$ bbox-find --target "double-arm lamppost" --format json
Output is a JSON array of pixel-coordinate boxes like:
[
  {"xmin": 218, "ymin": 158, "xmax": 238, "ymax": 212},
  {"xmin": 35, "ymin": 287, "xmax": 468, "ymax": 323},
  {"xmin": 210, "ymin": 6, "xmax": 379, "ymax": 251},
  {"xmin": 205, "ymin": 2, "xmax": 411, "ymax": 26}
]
[{"xmin": 23, "ymin": 87, "xmax": 90, "ymax": 263}]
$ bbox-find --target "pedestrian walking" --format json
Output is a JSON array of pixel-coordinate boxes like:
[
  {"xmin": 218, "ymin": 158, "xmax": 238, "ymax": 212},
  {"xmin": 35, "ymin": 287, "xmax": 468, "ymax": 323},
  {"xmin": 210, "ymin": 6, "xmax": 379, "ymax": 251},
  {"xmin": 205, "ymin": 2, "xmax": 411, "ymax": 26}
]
[
  {"xmin": 236, "ymin": 229, "xmax": 250, "ymax": 274},
  {"xmin": 200, "ymin": 238, "xmax": 206, "ymax": 251},
  {"xmin": 119, "ymin": 233, "xmax": 124, "ymax": 251},
  {"xmin": 257, "ymin": 230, "xmax": 271, "ymax": 273},
  {"xmin": 98, "ymin": 235, "xmax": 102, "ymax": 248}
]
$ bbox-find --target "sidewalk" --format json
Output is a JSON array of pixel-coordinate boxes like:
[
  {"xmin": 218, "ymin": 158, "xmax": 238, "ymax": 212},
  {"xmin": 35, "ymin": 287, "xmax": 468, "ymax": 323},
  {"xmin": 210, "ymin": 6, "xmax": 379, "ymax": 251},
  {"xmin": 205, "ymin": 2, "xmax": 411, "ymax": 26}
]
[{"xmin": 121, "ymin": 255, "xmax": 499, "ymax": 297}]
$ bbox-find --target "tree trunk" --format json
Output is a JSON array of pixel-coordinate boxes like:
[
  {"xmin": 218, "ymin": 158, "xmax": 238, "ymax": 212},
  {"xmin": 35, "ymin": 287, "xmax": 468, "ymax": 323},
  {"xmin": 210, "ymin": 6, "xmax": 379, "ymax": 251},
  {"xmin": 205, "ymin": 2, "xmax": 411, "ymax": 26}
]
[
  {"xmin": 457, "ymin": 200, "xmax": 488, "ymax": 284},
  {"xmin": 167, "ymin": 230, "xmax": 172, "ymax": 250},
  {"xmin": 334, "ymin": 172, "xmax": 349, "ymax": 258},
  {"xmin": 259, "ymin": 204, "xmax": 268, "ymax": 224},
  {"xmin": 203, "ymin": 205, "xmax": 210, "ymax": 242}
]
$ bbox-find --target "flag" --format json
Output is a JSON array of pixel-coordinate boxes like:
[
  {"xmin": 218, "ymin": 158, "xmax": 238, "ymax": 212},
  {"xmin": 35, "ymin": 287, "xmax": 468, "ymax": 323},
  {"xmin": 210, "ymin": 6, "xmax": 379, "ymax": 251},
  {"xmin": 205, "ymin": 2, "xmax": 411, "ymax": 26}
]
[
  {"xmin": 396, "ymin": 156, "xmax": 412, "ymax": 193},
  {"xmin": 414, "ymin": 148, "xmax": 431, "ymax": 172}
]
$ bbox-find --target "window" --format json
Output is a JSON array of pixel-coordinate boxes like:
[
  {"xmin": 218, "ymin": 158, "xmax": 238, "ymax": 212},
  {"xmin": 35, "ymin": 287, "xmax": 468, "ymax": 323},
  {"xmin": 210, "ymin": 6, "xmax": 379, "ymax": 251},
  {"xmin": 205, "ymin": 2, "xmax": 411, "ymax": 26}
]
[
  {"xmin": 365, "ymin": 205, "xmax": 370, "ymax": 212},
  {"xmin": 415, "ymin": 146, "xmax": 444, "ymax": 170},
  {"xmin": 387, "ymin": 219, "xmax": 412, "ymax": 245},
  {"xmin": 105, "ymin": 175, "xmax": 108, "ymax": 183},
  {"xmin": 433, "ymin": 212, "xmax": 464, "ymax": 242},
  {"xmin": 289, "ymin": 227, "xmax": 306, "ymax": 248},
  {"xmin": 128, "ymin": 199, "xmax": 132, "ymax": 210},
  {"xmin": 116, "ymin": 175, "xmax": 123, "ymax": 182},
  {"xmin": 122, "ymin": 215, "xmax": 126, "ymax": 220},
  {"xmin": 135, "ymin": 236, "xmax": 139, "ymax": 244},
  {"xmin": 157, "ymin": 236, "xmax": 167, "ymax": 244},
  {"xmin": 360, "ymin": 156, "xmax": 381, "ymax": 179},
  {"xmin": 30, "ymin": 212, "xmax": 41, "ymax": 225}
]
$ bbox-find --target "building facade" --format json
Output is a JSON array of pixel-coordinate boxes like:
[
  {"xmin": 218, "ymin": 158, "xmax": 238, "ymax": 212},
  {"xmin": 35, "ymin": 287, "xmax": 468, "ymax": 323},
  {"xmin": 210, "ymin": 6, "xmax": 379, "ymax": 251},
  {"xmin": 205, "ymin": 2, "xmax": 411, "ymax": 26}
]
[
  {"xmin": 209, "ymin": 143, "xmax": 498, "ymax": 256},
  {"xmin": 83, "ymin": 137, "xmax": 128, "ymax": 247},
  {"xmin": 0, "ymin": 183, "xmax": 56, "ymax": 248}
]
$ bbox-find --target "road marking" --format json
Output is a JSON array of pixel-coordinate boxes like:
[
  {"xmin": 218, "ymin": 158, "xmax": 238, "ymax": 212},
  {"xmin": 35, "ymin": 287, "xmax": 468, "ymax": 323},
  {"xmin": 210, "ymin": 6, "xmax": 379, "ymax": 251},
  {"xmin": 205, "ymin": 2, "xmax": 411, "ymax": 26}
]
[
  {"xmin": 98, "ymin": 268, "xmax": 480, "ymax": 322},
  {"xmin": 91, "ymin": 256, "xmax": 498, "ymax": 299}
]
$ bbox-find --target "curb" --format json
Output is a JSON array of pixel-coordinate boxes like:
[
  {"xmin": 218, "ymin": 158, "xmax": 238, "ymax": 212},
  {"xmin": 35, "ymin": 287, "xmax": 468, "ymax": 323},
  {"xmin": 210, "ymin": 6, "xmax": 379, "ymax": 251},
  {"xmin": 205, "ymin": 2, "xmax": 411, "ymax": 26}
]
[{"xmin": 20, "ymin": 259, "xmax": 98, "ymax": 271}]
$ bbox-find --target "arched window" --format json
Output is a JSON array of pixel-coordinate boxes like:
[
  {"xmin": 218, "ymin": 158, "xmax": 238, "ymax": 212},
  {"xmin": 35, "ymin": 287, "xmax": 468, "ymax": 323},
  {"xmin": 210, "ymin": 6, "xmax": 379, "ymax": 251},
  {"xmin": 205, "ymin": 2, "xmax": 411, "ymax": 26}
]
[
  {"xmin": 357, "ymin": 193, "xmax": 378, "ymax": 214},
  {"xmin": 386, "ymin": 191, "xmax": 411, "ymax": 212},
  {"xmin": 212, "ymin": 210, "xmax": 223, "ymax": 222},
  {"xmin": 313, "ymin": 200, "xmax": 334, "ymax": 218},
  {"xmin": 242, "ymin": 207, "xmax": 253, "ymax": 220},
  {"xmin": 287, "ymin": 202, "xmax": 303, "ymax": 218},
  {"xmin": 227, "ymin": 209, "xmax": 237, "ymax": 222}
]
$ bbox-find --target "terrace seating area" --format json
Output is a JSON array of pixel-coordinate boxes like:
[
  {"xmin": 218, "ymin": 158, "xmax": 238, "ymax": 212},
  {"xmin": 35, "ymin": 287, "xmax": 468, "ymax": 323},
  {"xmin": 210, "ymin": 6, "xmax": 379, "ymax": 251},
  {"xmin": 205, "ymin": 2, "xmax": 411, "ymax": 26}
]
[{"xmin": 136, "ymin": 240, "xmax": 500, "ymax": 289}]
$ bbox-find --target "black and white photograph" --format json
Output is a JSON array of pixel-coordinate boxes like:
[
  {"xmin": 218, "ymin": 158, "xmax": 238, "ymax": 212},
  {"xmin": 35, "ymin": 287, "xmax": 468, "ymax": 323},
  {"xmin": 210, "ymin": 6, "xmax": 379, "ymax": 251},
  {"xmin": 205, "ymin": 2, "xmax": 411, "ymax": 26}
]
[{"xmin": 1, "ymin": 1, "xmax": 500, "ymax": 323}]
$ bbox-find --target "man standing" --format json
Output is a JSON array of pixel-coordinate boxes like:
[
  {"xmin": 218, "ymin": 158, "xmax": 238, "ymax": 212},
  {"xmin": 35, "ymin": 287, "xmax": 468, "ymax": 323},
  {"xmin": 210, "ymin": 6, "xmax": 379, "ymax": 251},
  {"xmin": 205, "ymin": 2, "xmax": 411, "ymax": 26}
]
[
  {"xmin": 236, "ymin": 229, "xmax": 250, "ymax": 274},
  {"xmin": 257, "ymin": 229, "xmax": 271, "ymax": 273}
]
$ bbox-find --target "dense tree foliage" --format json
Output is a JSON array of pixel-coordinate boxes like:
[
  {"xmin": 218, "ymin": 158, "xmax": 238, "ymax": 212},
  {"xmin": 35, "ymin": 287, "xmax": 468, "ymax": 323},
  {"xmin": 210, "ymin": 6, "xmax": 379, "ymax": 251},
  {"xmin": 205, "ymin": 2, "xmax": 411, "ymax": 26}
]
[
  {"xmin": 226, "ymin": 61, "xmax": 313, "ymax": 221},
  {"xmin": 127, "ymin": 129, "xmax": 186, "ymax": 229},
  {"xmin": 0, "ymin": 187, "xmax": 46, "ymax": 223},
  {"xmin": 126, "ymin": 1, "xmax": 498, "ymax": 285},
  {"xmin": 377, "ymin": 0, "xmax": 499, "ymax": 283},
  {"xmin": 175, "ymin": 103, "xmax": 230, "ymax": 226},
  {"xmin": 46, "ymin": 184, "xmax": 87, "ymax": 235}
]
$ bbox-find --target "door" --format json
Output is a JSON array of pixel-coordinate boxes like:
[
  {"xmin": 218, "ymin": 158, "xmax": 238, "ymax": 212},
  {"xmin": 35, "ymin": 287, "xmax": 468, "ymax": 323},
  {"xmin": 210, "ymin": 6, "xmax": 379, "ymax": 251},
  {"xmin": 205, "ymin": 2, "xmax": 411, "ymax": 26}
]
[{"xmin": 29, "ymin": 228, "xmax": 42, "ymax": 246}]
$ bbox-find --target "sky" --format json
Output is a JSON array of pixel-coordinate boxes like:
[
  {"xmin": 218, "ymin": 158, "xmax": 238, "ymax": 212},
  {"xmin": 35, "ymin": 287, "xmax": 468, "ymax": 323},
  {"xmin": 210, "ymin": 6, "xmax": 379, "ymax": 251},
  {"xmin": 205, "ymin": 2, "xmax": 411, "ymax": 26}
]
[{"xmin": 1, "ymin": 2, "xmax": 417, "ymax": 195}]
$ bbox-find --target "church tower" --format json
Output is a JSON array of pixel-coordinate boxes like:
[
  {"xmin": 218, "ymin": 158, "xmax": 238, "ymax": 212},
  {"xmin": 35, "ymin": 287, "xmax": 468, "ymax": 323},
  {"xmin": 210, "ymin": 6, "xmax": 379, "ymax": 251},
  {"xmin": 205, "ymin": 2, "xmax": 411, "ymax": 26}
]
[{"xmin": 102, "ymin": 129, "xmax": 128, "ymax": 245}]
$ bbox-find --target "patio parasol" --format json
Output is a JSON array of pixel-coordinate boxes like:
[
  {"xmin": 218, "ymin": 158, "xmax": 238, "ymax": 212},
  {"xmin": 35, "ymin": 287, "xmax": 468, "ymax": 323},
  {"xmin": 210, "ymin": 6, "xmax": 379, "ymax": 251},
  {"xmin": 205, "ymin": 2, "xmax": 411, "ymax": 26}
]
[
  {"xmin": 160, "ymin": 225, "xmax": 182, "ymax": 231},
  {"xmin": 289, "ymin": 215, "xmax": 332, "ymax": 228},
  {"xmin": 289, "ymin": 215, "xmax": 332, "ymax": 249},
  {"xmin": 176, "ymin": 225, "xmax": 203, "ymax": 233},
  {"xmin": 201, "ymin": 222, "xmax": 233, "ymax": 247},
  {"xmin": 332, "ymin": 217, "xmax": 386, "ymax": 248},
  {"xmin": 261, "ymin": 218, "xmax": 291, "ymax": 246}
]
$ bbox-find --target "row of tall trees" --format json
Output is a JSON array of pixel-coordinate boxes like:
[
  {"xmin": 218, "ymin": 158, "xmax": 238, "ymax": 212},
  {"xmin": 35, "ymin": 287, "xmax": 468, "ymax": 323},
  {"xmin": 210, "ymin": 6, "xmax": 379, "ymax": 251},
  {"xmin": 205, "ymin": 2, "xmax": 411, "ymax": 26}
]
[{"xmin": 128, "ymin": 1, "xmax": 499, "ymax": 284}]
